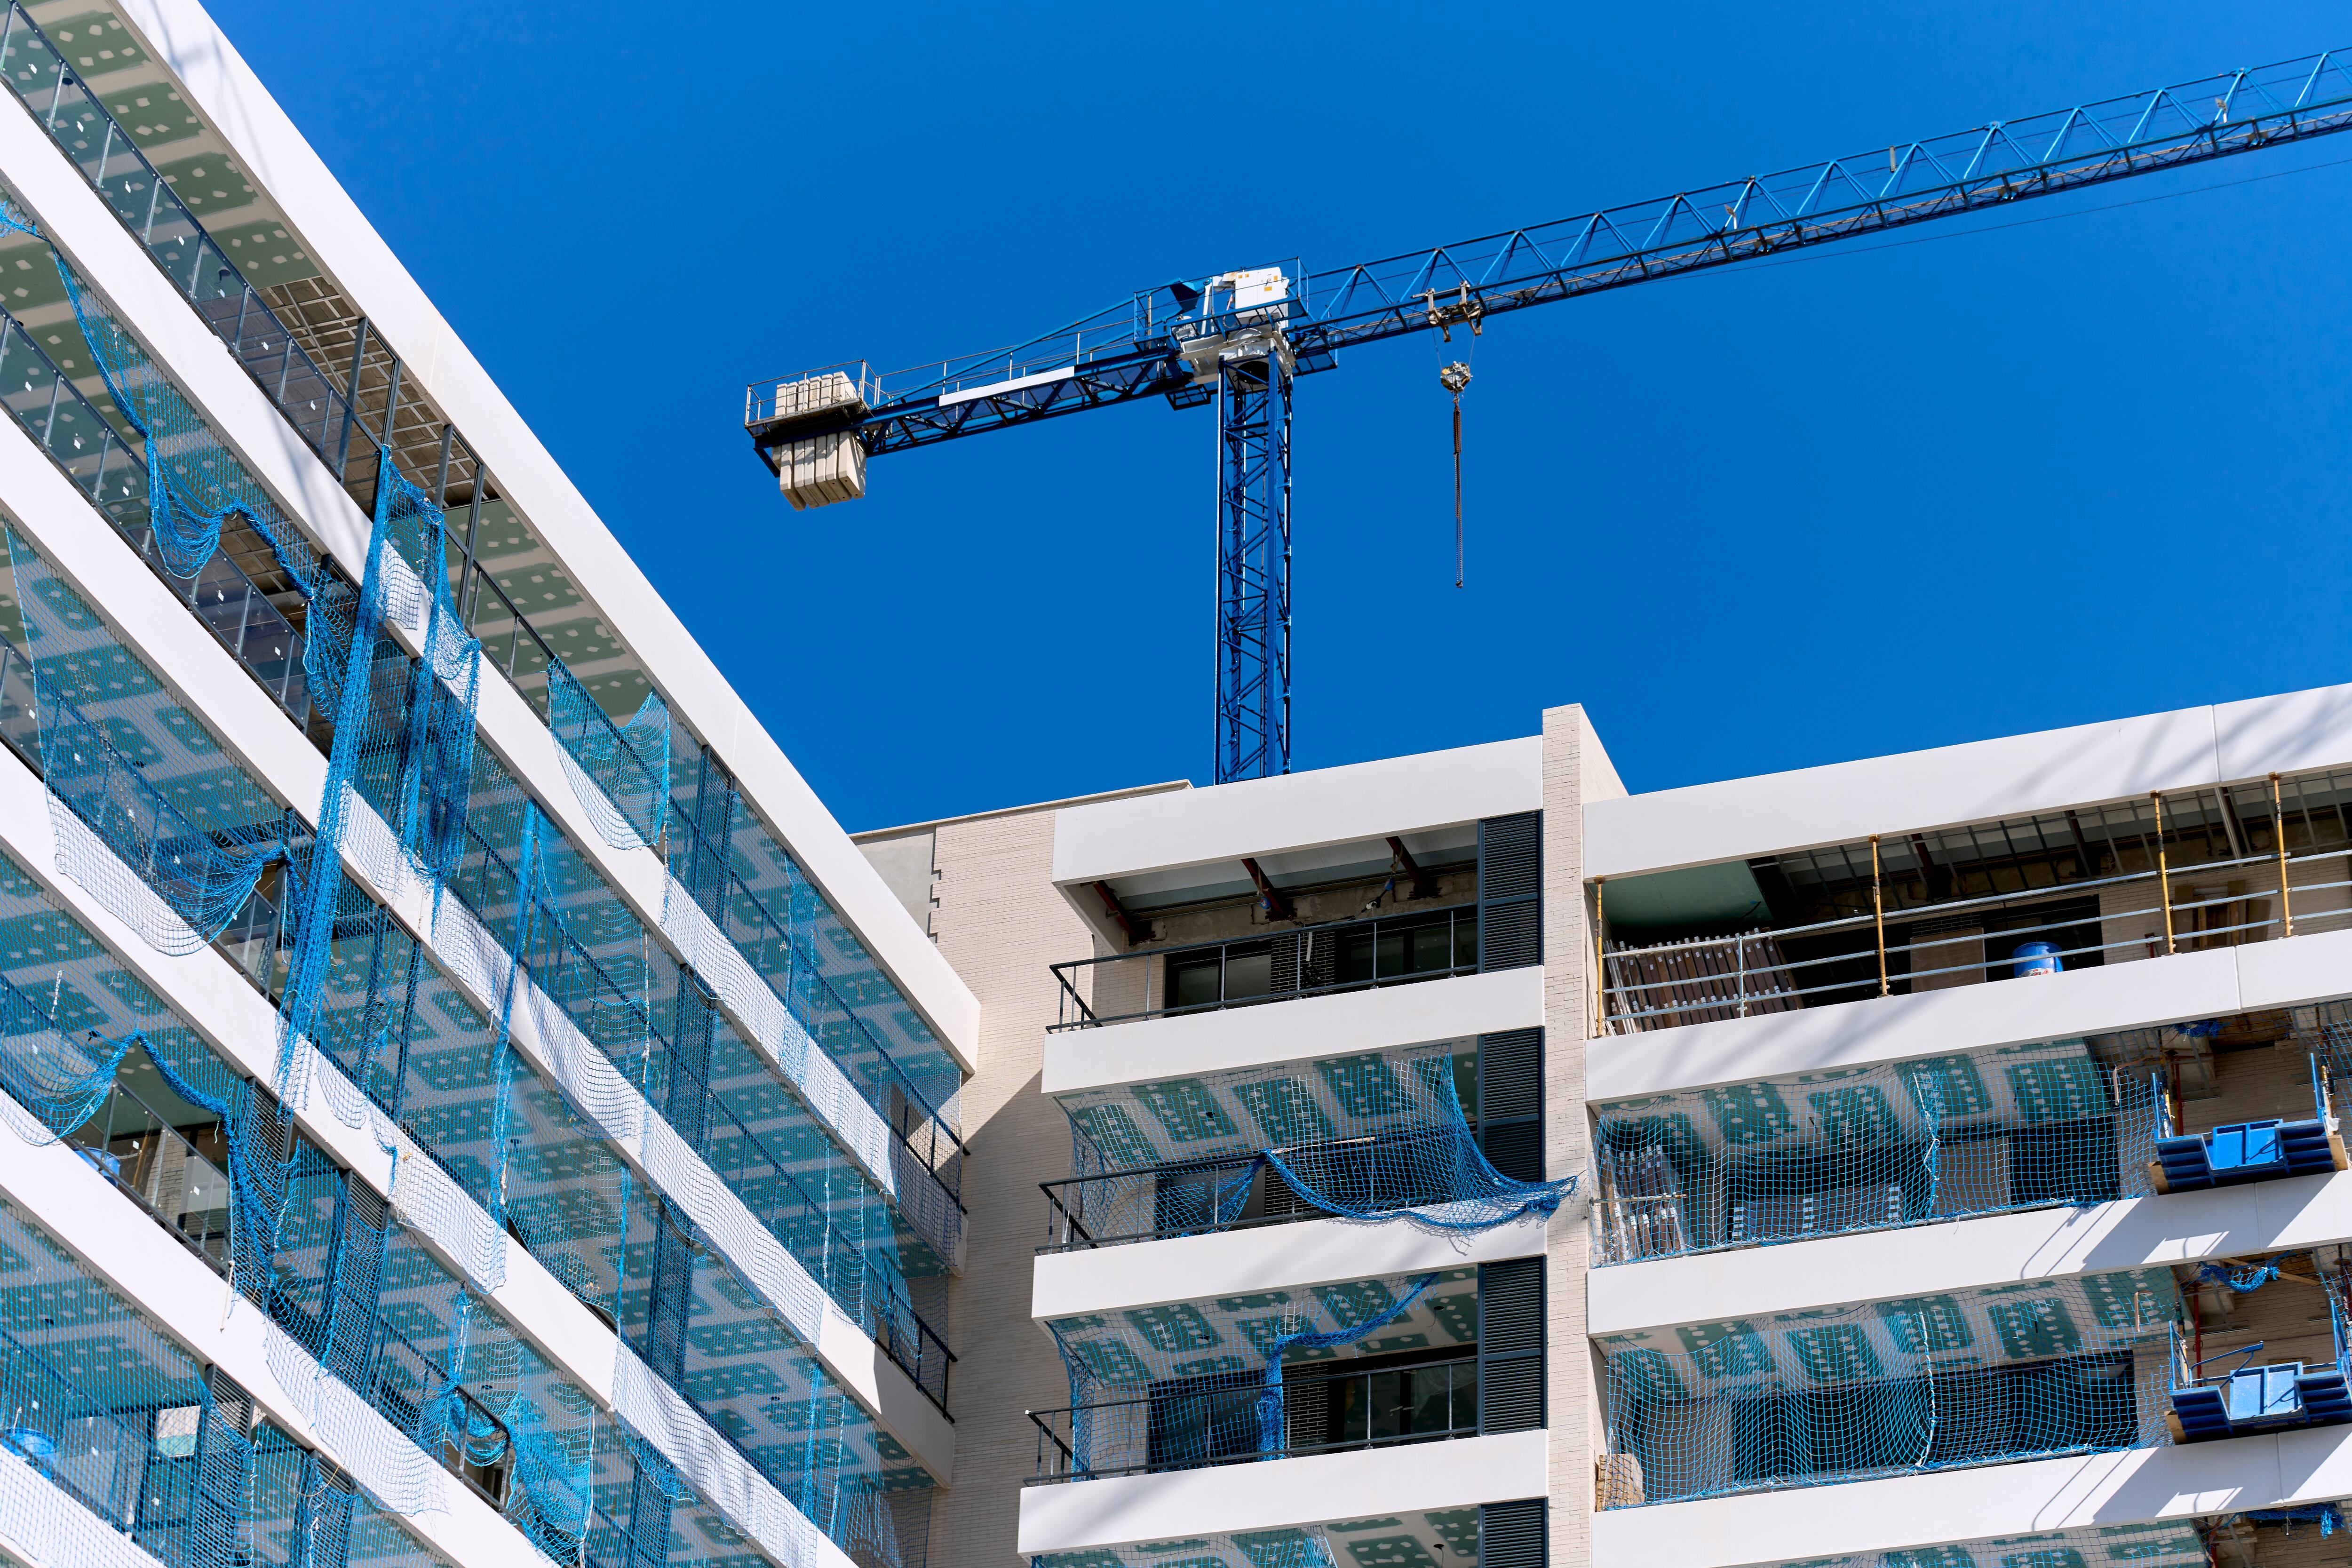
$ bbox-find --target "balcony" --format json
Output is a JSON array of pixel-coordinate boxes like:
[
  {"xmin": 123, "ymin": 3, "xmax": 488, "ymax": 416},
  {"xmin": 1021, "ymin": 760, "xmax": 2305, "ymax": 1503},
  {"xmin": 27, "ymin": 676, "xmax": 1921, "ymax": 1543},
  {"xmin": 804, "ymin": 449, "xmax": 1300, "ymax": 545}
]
[
  {"xmin": 54, "ymin": 1060, "xmax": 521, "ymax": 1508},
  {"xmin": 1595, "ymin": 1013, "xmax": 2352, "ymax": 1266},
  {"xmin": 1052, "ymin": 903, "xmax": 1481, "ymax": 1031},
  {"xmin": 1028, "ymin": 1347, "xmax": 1478, "ymax": 1481},
  {"xmin": 1043, "ymin": 1125, "xmax": 1539, "ymax": 1251},
  {"xmin": 1596, "ymin": 1269, "xmax": 2176, "ymax": 1507},
  {"xmin": 1596, "ymin": 769, "xmax": 2352, "ymax": 1034},
  {"xmin": 1594, "ymin": 1035, "xmax": 2161, "ymax": 1266}
]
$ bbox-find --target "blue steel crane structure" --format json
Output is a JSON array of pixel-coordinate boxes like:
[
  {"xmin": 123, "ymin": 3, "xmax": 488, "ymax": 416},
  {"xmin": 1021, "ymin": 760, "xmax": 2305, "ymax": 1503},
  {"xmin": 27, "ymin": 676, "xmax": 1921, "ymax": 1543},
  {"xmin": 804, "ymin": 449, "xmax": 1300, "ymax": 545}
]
[{"xmin": 747, "ymin": 50, "xmax": 2352, "ymax": 784}]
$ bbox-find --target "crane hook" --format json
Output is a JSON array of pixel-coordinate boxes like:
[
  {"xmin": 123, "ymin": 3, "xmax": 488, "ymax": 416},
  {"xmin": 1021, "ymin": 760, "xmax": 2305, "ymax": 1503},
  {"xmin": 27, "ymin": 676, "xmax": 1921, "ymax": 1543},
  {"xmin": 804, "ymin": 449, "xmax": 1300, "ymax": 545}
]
[{"xmin": 1439, "ymin": 362, "xmax": 1471, "ymax": 587}]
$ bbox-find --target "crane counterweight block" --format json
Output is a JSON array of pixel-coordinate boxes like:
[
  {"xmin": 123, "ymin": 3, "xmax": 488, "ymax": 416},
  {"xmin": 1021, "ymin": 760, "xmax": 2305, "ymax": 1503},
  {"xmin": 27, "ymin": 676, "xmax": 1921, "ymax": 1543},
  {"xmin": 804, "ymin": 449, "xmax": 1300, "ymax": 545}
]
[{"xmin": 746, "ymin": 366, "xmax": 872, "ymax": 510}]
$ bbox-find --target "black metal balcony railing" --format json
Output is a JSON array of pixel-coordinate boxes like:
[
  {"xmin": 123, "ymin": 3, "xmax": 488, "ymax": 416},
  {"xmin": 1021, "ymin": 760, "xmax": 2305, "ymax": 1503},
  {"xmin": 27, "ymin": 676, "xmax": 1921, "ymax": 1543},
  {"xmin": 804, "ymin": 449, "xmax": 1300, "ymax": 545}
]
[
  {"xmin": 1027, "ymin": 1351, "xmax": 1478, "ymax": 1482},
  {"xmin": 1041, "ymin": 1133, "xmax": 1477, "ymax": 1252},
  {"xmin": 1051, "ymin": 904, "xmax": 1479, "ymax": 1031}
]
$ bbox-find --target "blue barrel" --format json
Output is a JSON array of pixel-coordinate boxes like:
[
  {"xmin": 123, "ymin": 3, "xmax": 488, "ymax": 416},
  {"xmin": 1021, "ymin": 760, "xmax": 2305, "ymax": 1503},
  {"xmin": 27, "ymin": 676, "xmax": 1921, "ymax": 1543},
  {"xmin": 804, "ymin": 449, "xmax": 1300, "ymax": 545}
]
[{"xmin": 2012, "ymin": 940, "xmax": 2062, "ymax": 978}]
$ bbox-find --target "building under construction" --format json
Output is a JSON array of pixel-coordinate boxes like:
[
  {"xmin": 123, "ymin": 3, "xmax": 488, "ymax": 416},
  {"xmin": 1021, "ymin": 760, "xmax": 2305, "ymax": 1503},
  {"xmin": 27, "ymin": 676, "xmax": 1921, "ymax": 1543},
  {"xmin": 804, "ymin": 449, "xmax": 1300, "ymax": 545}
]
[{"xmin": 0, "ymin": 14, "xmax": 2345, "ymax": 1568}]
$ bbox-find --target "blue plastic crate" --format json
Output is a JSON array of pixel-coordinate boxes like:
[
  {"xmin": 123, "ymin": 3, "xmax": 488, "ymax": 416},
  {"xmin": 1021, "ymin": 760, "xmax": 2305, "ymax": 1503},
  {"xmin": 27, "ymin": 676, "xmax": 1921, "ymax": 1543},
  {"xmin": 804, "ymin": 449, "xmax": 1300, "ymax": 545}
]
[
  {"xmin": 2225, "ymin": 1361, "xmax": 2306, "ymax": 1425},
  {"xmin": 2210, "ymin": 1122, "xmax": 2288, "ymax": 1178}
]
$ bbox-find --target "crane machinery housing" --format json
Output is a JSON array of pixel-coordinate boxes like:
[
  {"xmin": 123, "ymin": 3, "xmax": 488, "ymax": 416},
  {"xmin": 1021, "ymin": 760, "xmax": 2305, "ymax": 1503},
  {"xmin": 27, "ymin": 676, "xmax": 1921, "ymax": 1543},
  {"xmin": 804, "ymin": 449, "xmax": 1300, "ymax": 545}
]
[{"xmin": 745, "ymin": 49, "xmax": 2352, "ymax": 786}]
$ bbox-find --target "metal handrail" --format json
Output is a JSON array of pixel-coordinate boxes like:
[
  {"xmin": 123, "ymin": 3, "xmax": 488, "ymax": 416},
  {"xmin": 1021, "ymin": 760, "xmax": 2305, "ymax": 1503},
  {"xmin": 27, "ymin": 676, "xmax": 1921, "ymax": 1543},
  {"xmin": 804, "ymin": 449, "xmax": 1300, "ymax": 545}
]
[
  {"xmin": 1049, "ymin": 902, "xmax": 1480, "ymax": 1031},
  {"xmin": 1040, "ymin": 1131, "xmax": 1463, "ymax": 1252},
  {"xmin": 1600, "ymin": 828, "xmax": 2352, "ymax": 1033},
  {"xmin": 1026, "ymin": 1349, "xmax": 1478, "ymax": 1483}
]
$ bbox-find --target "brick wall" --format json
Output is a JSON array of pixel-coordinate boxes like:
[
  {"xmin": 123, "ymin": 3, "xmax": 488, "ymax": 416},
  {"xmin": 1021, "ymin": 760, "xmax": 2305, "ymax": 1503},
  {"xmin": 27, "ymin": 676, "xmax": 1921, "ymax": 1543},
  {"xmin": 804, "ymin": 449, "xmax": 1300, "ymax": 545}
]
[{"xmin": 902, "ymin": 806, "xmax": 1114, "ymax": 1568}]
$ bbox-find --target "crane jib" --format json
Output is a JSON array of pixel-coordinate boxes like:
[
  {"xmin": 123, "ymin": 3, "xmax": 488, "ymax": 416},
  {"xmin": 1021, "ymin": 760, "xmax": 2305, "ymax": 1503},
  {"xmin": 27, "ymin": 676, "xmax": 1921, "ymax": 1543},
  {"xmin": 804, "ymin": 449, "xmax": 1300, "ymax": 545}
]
[{"xmin": 750, "ymin": 47, "xmax": 2352, "ymax": 463}]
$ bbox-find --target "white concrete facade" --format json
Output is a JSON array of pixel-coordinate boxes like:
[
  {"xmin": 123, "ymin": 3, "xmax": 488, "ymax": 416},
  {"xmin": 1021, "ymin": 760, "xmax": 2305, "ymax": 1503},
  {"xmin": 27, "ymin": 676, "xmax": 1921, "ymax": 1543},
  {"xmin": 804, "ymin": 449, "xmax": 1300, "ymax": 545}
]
[
  {"xmin": 985, "ymin": 677, "xmax": 2352, "ymax": 1568},
  {"xmin": 102, "ymin": 0, "xmax": 982, "ymax": 1074},
  {"xmin": 0, "ymin": 8, "xmax": 974, "ymax": 1568}
]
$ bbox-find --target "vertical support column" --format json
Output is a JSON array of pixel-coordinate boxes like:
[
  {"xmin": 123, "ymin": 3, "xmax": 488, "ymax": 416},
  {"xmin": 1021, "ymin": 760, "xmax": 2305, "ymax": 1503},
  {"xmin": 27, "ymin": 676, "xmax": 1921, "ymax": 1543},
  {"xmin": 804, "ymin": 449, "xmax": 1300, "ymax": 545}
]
[
  {"xmin": 1213, "ymin": 350, "xmax": 1292, "ymax": 784},
  {"xmin": 192, "ymin": 1372, "xmax": 256, "ymax": 1568},
  {"xmin": 290, "ymin": 1451, "xmax": 357, "ymax": 1568},
  {"xmin": 627, "ymin": 1199, "xmax": 695, "ymax": 1561},
  {"xmin": 666, "ymin": 974, "xmax": 717, "ymax": 1157},
  {"xmin": 1538, "ymin": 704, "xmax": 1604, "ymax": 1564},
  {"xmin": 319, "ymin": 1175, "xmax": 389, "ymax": 1389}
]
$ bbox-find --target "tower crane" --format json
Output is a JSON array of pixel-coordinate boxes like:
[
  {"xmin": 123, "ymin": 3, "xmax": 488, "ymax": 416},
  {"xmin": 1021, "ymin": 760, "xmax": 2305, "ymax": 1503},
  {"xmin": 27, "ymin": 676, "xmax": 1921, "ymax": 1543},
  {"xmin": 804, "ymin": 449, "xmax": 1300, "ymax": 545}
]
[{"xmin": 746, "ymin": 50, "xmax": 2352, "ymax": 784}]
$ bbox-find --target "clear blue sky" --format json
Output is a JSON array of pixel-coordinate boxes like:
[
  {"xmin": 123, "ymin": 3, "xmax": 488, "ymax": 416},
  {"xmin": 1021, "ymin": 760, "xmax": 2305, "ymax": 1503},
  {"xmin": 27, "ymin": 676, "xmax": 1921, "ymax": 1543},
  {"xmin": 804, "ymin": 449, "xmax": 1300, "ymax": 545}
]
[{"xmin": 209, "ymin": 0, "xmax": 2352, "ymax": 830}]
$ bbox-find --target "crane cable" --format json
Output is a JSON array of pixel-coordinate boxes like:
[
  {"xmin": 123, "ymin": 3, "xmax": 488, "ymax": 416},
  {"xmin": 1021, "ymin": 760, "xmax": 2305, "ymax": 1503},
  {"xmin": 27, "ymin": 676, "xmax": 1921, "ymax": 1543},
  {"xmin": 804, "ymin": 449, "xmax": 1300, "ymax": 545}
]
[{"xmin": 1423, "ymin": 283, "xmax": 1482, "ymax": 587}]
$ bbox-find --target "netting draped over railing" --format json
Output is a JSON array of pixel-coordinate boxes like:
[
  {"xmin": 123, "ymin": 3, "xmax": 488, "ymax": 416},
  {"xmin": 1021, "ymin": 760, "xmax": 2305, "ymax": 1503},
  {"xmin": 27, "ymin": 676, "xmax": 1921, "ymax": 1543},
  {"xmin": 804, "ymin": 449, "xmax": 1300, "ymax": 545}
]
[
  {"xmin": 281, "ymin": 454, "xmax": 482, "ymax": 1078},
  {"xmin": 0, "ymin": 1187, "xmax": 626, "ymax": 1568},
  {"xmin": 2, "ymin": 525, "xmax": 291, "ymax": 955},
  {"xmin": 1046, "ymin": 1268, "xmax": 1475, "ymax": 1475},
  {"xmin": 53, "ymin": 248, "xmax": 326, "ymax": 596},
  {"xmin": 1595, "ymin": 1270, "xmax": 2178, "ymax": 1507},
  {"xmin": 11, "ymin": 174, "xmax": 966, "ymax": 1299},
  {"xmin": 1591, "ymin": 1039, "xmax": 2157, "ymax": 1265},
  {"xmin": 0, "ymin": 162, "xmax": 942, "ymax": 1559},
  {"xmin": 0, "ymin": 832, "xmax": 931, "ymax": 1568},
  {"xmin": 0, "ymin": 32, "xmax": 969, "ymax": 1226},
  {"xmin": 548, "ymin": 658, "xmax": 669, "ymax": 852},
  {"xmin": 1058, "ymin": 1045, "xmax": 1572, "ymax": 1242}
]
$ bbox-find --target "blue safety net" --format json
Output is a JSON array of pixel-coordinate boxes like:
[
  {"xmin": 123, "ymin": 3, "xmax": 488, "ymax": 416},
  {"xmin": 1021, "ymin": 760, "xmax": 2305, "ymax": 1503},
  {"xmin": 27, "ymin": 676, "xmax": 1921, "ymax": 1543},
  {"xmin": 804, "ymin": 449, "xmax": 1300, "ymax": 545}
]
[
  {"xmin": 1056, "ymin": 1044, "xmax": 1570, "ymax": 1245},
  {"xmin": 0, "ymin": 1185, "xmax": 566, "ymax": 1568},
  {"xmin": 1594, "ymin": 1270, "xmax": 2177, "ymax": 1506},
  {"xmin": 0, "ymin": 828, "xmax": 928, "ymax": 1567},
  {"xmin": 282, "ymin": 454, "xmax": 482, "ymax": 1074},
  {"xmin": 0, "ymin": 1194, "xmax": 254, "ymax": 1568},
  {"xmin": 1738, "ymin": 1520, "xmax": 2209, "ymax": 1568},
  {"xmin": 53, "ymin": 253, "xmax": 328, "ymax": 602},
  {"xmin": 1044, "ymin": 1268, "xmax": 1474, "ymax": 1476},
  {"xmin": 2, "ymin": 524, "xmax": 291, "ymax": 953},
  {"xmin": 0, "ymin": 166, "xmax": 944, "ymax": 1565},
  {"xmin": 1592, "ymin": 1038, "xmax": 2158, "ymax": 1265},
  {"xmin": 548, "ymin": 657, "xmax": 669, "ymax": 852},
  {"xmin": 0, "ymin": 21, "xmax": 968, "ymax": 1214}
]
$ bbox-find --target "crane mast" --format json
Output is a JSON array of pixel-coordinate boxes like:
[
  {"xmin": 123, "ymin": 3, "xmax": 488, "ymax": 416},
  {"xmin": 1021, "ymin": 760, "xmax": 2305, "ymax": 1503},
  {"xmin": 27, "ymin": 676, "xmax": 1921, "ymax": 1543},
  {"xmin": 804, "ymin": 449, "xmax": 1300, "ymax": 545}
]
[{"xmin": 747, "ymin": 49, "xmax": 2352, "ymax": 783}]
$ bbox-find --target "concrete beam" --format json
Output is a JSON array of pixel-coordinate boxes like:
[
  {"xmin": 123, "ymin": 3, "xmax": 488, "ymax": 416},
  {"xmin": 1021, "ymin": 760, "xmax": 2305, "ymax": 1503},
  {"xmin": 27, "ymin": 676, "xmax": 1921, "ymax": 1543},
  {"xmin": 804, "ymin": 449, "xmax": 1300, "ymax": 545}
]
[
  {"xmin": 1017, "ymin": 1430, "xmax": 1549, "ymax": 1554},
  {"xmin": 1046, "ymin": 966, "xmax": 1543, "ymax": 1097},
  {"xmin": 1591, "ymin": 1429, "xmax": 2352, "ymax": 1568},
  {"xmin": 1033, "ymin": 1209, "xmax": 1553, "ymax": 1322},
  {"xmin": 1586, "ymin": 683, "xmax": 2352, "ymax": 883}
]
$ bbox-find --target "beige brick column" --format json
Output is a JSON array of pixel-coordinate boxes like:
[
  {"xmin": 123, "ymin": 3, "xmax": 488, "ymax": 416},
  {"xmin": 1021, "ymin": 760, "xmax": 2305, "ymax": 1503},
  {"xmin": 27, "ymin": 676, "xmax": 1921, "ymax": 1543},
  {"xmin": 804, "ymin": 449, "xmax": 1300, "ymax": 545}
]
[
  {"xmin": 1541, "ymin": 704, "xmax": 1604, "ymax": 1568},
  {"xmin": 864, "ymin": 793, "xmax": 1186, "ymax": 1568}
]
